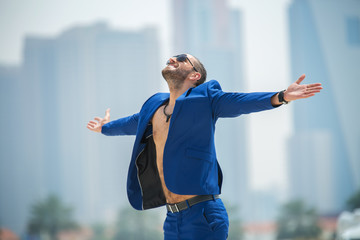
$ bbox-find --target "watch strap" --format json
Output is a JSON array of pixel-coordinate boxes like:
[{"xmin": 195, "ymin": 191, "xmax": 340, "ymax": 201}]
[{"xmin": 278, "ymin": 90, "xmax": 289, "ymax": 104}]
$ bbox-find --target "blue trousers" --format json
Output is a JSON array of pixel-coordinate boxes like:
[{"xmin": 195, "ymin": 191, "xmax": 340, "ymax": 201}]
[{"xmin": 163, "ymin": 198, "xmax": 229, "ymax": 240}]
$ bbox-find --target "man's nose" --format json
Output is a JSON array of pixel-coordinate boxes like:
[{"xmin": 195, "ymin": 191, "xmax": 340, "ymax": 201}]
[{"xmin": 166, "ymin": 57, "xmax": 176, "ymax": 65}]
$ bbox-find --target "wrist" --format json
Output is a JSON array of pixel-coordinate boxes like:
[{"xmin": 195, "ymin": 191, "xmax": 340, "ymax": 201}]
[
  {"xmin": 283, "ymin": 91, "xmax": 290, "ymax": 102},
  {"xmin": 278, "ymin": 90, "xmax": 290, "ymax": 104}
]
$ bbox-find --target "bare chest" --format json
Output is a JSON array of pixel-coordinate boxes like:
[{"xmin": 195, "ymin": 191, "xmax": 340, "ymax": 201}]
[{"xmin": 152, "ymin": 106, "xmax": 170, "ymax": 147}]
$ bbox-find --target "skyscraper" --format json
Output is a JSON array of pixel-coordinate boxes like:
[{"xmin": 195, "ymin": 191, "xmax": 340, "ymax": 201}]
[
  {"xmin": 0, "ymin": 21, "xmax": 162, "ymax": 234},
  {"xmin": 0, "ymin": 65, "xmax": 42, "ymax": 235},
  {"xmin": 287, "ymin": 0, "xmax": 360, "ymax": 214}
]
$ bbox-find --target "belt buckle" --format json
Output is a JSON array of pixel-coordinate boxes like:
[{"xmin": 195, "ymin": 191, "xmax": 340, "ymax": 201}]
[{"xmin": 169, "ymin": 204, "xmax": 179, "ymax": 213}]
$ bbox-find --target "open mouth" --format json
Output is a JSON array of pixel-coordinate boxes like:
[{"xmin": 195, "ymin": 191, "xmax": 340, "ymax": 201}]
[{"xmin": 166, "ymin": 62, "xmax": 179, "ymax": 69}]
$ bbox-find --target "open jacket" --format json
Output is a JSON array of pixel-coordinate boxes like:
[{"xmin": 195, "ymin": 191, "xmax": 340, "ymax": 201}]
[{"xmin": 101, "ymin": 80, "xmax": 278, "ymax": 210}]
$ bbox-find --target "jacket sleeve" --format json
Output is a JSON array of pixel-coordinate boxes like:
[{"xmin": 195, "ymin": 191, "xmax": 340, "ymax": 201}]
[
  {"xmin": 101, "ymin": 113, "xmax": 139, "ymax": 136},
  {"xmin": 207, "ymin": 80, "xmax": 279, "ymax": 118}
]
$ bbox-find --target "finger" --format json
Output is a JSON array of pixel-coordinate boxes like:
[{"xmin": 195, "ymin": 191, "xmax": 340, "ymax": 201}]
[
  {"xmin": 295, "ymin": 74, "xmax": 306, "ymax": 84},
  {"xmin": 304, "ymin": 88, "xmax": 321, "ymax": 95},
  {"xmin": 307, "ymin": 89, "xmax": 321, "ymax": 94},
  {"xmin": 307, "ymin": 89, "xmax": 322, "ymax": 94},
  {"xmin": 303, "ymin": 93, "xmax": 315, "ymax": 98},
  {"xmin": 88, "ymin": 120, "xmax": 97, "ymax": 125},
  {"xmin": 94, "ymin": 117, "xmax": 102, "ymax": 122},
  {"xmin": 306, "ymin": 86, "xmax": 323, "ymax": 92},
  {"xmin": 87, "ymin": 121, "xmax": 96, "ymax": 127},
  {"xmin": 307, "ymin": 83, "xmax": 322, "ymax": 88},
  {"xmin": 307, "ymin": 84, "xmax": 323, "ymax": 89},
  {"xmin": 105, "ymin": 108, "xmax": 111, "ymax": 119}
]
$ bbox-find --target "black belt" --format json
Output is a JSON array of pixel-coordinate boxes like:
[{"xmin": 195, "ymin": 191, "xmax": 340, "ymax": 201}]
[{"xmin": 166, "ymin": 194, "xmax": 220, "ymax": 213}]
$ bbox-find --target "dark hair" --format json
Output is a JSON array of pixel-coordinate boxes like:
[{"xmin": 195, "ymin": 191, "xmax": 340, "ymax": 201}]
[{"xmin": 193, "ymin": 56, "xmax": 207, "ymax": 86}]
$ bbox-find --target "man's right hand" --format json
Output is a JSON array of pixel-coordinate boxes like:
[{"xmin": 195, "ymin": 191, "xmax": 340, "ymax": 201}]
[{"xmin": 87, "ymin": 108, "xmax": 111, "ymax": 133}]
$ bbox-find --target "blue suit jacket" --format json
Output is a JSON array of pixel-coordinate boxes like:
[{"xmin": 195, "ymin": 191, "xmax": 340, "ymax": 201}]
[{"xmin": 102, "ymin": 80, "xmax": 278, "ymax": 210}]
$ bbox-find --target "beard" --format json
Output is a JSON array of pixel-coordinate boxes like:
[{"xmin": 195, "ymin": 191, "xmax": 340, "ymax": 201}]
[{"xmin": 162, "ymin": 66, "xmax": 192, "ymax": 90}]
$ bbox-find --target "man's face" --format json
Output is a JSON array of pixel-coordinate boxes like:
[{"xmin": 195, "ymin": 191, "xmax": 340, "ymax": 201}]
[{"xmin": 162, "ymin": 54, "xmax": 196, "ymax": 88}]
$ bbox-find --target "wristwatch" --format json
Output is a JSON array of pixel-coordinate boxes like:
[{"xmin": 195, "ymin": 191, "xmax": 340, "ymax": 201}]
[{"xmin": 278, "ymin": 90, "xmax": 289, "ymax": 104}]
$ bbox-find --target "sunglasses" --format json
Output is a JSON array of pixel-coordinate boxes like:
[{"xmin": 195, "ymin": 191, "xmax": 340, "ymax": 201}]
[{"xmin": 167, "ymin": 54, "xmax": 198, "ymax": 72}]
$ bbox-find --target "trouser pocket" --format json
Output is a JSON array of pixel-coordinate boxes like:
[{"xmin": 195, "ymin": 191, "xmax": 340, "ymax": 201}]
[{"xmin": 201, "ymin": 200, "xmax": 229, "ymax": 233}]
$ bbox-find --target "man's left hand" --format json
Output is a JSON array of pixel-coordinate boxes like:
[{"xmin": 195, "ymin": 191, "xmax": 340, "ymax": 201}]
[{"xmin": 284, "ymin": 74, "xmax": 323, "ymax": 102}]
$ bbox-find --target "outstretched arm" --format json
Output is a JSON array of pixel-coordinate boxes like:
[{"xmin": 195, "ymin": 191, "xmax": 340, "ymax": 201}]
[
  {"xmin": 87, "ymin": 109, "xmax": 139, "ymax": 136},
  {"xmin": 271, "ymin": 74, "xmax": 323, "ymax": 106}
]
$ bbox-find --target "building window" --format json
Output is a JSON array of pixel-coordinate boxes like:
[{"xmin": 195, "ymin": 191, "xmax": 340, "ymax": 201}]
[{"xmin": 346, "ymin": 16, "xmax": 360, "ymax": 46}]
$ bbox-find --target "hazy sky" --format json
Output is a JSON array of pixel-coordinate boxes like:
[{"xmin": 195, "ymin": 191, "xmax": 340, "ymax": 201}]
[
  {"xmin": 0, "ymin": 0, "xmax": 170, "ymax": 64},
  {"xmin": 0, "ymin": 0, "xmax": 293, "ymax": 193}
]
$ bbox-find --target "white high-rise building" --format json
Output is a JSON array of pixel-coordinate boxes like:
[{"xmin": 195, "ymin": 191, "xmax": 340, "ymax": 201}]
[
  {"xmin": 0, "ymin": 22, "xmax": 162, "ymax": 234},
  {"xmin": 287, "ymin": 0, "xmax": 360, "ymax": 214}
]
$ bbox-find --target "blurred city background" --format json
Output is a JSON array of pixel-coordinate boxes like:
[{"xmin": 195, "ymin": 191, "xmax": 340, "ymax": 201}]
[{"xmin": 0, "ymin": 0, "xmax": 359, "ymax": 239}]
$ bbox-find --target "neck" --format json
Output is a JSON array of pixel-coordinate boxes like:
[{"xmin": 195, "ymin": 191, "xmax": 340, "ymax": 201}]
[{"xmin": 167, "ymin": 81, "xmax": 192, "ymax": 107}]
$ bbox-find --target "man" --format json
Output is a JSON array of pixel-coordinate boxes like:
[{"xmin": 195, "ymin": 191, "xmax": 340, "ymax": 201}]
[{"xmin": 87, "ymin": 54, "xmax": 322, "ymax": 239}]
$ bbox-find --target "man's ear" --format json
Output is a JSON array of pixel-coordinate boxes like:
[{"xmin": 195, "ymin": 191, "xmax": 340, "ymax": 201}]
[
  {"xmin": 187, "ymin": 72, "xmax": 201, "ymax": 87},
  {"xmin": 190, "ymin": 72, "xmax": 201, "ymax": 81}
]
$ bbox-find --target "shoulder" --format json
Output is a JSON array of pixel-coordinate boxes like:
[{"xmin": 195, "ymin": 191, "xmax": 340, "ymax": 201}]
[
  {"xmin": 146, "ymin": 92, "xmax": 169, "ymax": 101},
  {"xmin": 189, "ymin": 80, "xmax": 222, "ymax": 99},
  {"xmin": 193, "ymin": 80, "xmax": 222, "ymax": 93},
  {"xmin": 206, "ymin": 80, "xmax": 222, "ymax": 89}
]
